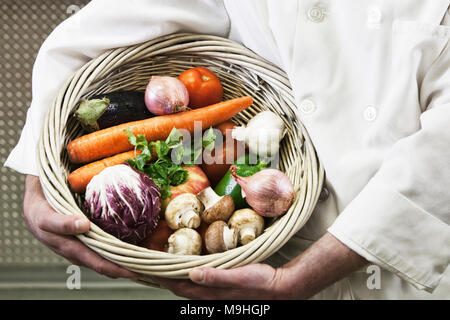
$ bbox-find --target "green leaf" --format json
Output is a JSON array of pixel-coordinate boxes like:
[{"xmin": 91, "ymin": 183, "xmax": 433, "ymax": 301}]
[
  {"xmin": 166, "ymin": 127, "xmax": 183, "ymax": 147},
  {"xmin": 159, "ymin": 184, "xmax": 172, "ymax": 199},
  {"xmin": 125, "ymin": 129, "xmax": 150, "ymax": 154},
  {"xmin": 257, "ymin": 160, "xmax": 269, "ymax": 170},
  {"xmin": 170, "ymin": 169, "xmax": 189, "ymax": 186},
  {"xmin": 233, "ymin": 155, "xmax": 269, "ymax": 177},
  {"xmin": 150, "ymin": 140, "xmax": 169, "ymax": 158},
  {"xmin": 172, "ymin": 145, "xmax": 184, "ymax": 164},
  {"xmin": 134, "ymin": 153, "xmax": 148, "ymax": 171},
  {"xmin": 125, "ymin": 128, "xmax": 137, "ymax": 146},
  {"xmin": 202, "ymin": 127, "xmax": 216, "ymax": 151},
  {"xmin": 125, "ymin": 158, "xmax": 137, "ymax": 168},
  {"xmin": 193, "ymin": 148, "xmax": 203, "ymax": 163},
  {"xmin": 124, "ymin": 126, "xmax": 190, "ymax": 200},
  {"xmin": 135, "ymin": 134, "xmax": 148, "ymax": 147},
  {"xmin": 153, "ymin": 163, "xmax": 168, "ymax": 179}
]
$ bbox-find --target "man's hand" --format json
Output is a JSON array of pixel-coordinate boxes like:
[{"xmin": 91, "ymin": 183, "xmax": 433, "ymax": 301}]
[
  {"xmin": 152, "ymin": 263, "xmax": 283, "ymax": 300},
  {"xmin": 151, "ymin": 233, "xmax": 368, "ymax": 299},
  {"xmin": 23, "ymin": 175, "xmax": 138, "ymax": 280}
]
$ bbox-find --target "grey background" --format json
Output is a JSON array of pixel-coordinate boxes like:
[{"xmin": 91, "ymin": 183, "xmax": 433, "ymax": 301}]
[{"xmin": 0, "ymin": 0, "xmax": 179, "ymax": 300}]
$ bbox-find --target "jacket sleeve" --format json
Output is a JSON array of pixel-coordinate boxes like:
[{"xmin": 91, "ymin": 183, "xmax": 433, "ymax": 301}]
[
  {"xmin": 328, "ymin": 13, "xmax": 450, "ymax": 292},
  {"xmin": 4, "ymin": 0, "xmax": 230, "ymax": 175}
]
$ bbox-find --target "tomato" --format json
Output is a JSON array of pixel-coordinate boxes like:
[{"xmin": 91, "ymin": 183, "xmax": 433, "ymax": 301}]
[
  {"xmin": 196, "ymin": 220, "xmax": 210, "ymax": 255},
  {"xmin": 201, "ymin": 120, "xmax": 246, "ymax": 186},
  {"xmin": 215, "ymin": 120, "xmax": 238, "ymax": 139},
  {"xmin": 139, "ymin": 220, "xmax": 173, "ymax": 252},
  {"xmin": 178, "ymin": 67, "xmax": 223, "ymax": 109}
]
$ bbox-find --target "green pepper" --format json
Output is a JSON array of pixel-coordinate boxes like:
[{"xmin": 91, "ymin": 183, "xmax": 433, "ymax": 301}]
[{"xmin": 214, "ymin": 154, "xmax": 267, "ymax": 209}]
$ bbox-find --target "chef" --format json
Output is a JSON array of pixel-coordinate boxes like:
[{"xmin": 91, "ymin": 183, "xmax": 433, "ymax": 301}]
[{"xmin": 6, "ymin": 0, "xmax": 450, "ymax": 299}]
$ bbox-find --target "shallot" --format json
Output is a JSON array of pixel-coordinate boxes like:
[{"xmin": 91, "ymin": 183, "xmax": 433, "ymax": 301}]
[
  {"xmin": 145, "ymin": 76, "xmax": 189, "ymax": 115},
  {"xmin": 230, "ymin": 165, "xmax": 294, "ymax": 217}
]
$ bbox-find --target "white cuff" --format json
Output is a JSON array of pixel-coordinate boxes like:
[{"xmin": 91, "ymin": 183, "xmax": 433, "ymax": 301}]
[
  {"xmin": 3, "ymin": 109, "xmax": 39, "ymax": 176},
  {"xmin": 328, "ymin": 177, "xmax": 450, "ymax": 292}
]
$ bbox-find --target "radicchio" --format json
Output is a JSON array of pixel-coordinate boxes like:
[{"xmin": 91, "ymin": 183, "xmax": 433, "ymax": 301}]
[{"xmin": 84, "ymin": 164, "xmax": 161, "ymax": 244}]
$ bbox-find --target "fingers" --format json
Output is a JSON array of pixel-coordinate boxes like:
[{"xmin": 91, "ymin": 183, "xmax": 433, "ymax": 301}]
[
  {"xmin": 24, "ymin": 176, "xmax": 91, "ymax": 236},
  {"xmin": 150, "ymin": 277, "xmax": 229, "ymax": 300},
  {"xmin": 35, "ymin": 206, "xmax": 90, "ymax": 235},
  {"xmin": 62, "ymin": 238, "xmax": 139, "ymax": 280},
  {"xmin": 42, "ymin": 220, "xmax": 137, "ymax": 279},
  {"xmin": 189, "ymin": 264, "xmax": 276, "ymax": 289},
  {"xmin": 23, "ymin": 175, "xmax": 138, "ymax": 280},
  {"xmin": 189, "ymin": 267, "xmax": 248, "ymax": 289},
  {"xmin": 34, "ymin": 208, "xmax": 136, "ymax": 279},
  {"xmin": 147, "ymin": 264, "xmax": 278, "ymax": 300},
  {"xmin": 151, "ymin": 276, "xmax": 269, "ymax": 300},
  {"xmin": 40, "ymin": 230, "xmax": 139, "ymax": 280}
]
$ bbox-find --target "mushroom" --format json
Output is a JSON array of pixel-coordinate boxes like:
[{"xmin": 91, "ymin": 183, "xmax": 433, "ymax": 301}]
[
  {"xmin": 228, "ymin": 208, "xmax": 264, "ymax": 245},
  {"xmin": 204, "ymin": 220, "xmax": 238, "ymax": 254},
  {"xmin": 164, "ymin": 193, "xmax": 204, "ymax": 230},
  {"xmin": 197, "ymin": 187, "xmax": 235, "ymax": 224},
  {"xmin": 167, "ymin": 228, "xmax": 202, "ymax": 255}
]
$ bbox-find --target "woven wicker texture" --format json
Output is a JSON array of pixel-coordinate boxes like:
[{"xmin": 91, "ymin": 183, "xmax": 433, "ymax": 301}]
[
  {"xmin": 37, "ymin": 33, "xmax": 324, "ymax": 279},
  {"xmin": 0, "ymin": 0, "xmax": 89, "ymax": 267}
]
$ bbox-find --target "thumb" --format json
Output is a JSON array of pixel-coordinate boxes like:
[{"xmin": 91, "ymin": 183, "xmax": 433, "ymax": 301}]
[{"xmin": 189, "ymin": 264, "xmax": 274, "ymax": 289}]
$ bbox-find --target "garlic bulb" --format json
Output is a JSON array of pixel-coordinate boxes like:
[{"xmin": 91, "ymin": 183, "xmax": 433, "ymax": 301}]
[{"xmin": 232, "ymin": 111, "xmax": 285, "ymax": 158}]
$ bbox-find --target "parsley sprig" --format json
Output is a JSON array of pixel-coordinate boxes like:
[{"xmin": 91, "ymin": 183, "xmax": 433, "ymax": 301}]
[{"xmin": 124, "ymin": 127, "xmax": 216, "ymax": 199}]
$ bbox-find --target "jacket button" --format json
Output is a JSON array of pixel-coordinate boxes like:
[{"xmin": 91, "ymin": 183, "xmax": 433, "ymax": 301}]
[
  {"xmin": 364, "ymin": 106, "xmax": 377, "ymax": 121},
  {"xmin": 299, "ymin": 99, "xmax": 317, "ymax": 114},
  {"xmin": 307, "ymin": 6, "xmax": 326, "ymax": 23},
  {"xmin": 367, "ymin": 6, "xmax": 382, "ymax": 24},
  {"xmin": 367, "ymin": 6, "xmax": 382, "ymax": 29}
]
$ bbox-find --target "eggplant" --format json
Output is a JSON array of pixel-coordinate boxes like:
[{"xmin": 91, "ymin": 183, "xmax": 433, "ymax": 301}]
[{"xmin": 75, "ymin": 91, "xmax": 153, "ymax": 132}]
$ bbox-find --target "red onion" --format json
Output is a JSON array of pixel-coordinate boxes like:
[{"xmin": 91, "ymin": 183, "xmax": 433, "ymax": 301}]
[
  {"xmin": 145, "ymin": 76, "xmax": 189, "ymax": 115},
  {"xmin": 230, "ymin": 165, "xmax": 295, "ymax": 217}
]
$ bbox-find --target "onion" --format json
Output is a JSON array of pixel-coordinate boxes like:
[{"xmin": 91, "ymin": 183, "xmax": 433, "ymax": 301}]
[
  {"xmin": 145, "ymin": 76, "xmax": 189, "ymax": 115},
  {"xmin": 230, "ymin": 165, "xmax": 295, "ymax": 217}
]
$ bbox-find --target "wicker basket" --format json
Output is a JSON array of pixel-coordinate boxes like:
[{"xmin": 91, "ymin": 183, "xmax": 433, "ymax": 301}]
[{"xmin": 37, "ymin": 33, "xmax": 324, "ymax": 281}]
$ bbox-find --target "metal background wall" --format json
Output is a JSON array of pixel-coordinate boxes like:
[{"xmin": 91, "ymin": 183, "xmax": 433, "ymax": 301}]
[
  {"xmin": 0, "ymin": 0, "xmax": 179, "ymax": 299},
  {"xmin": 0, "ymin": 0, "xmax": 91, "ymax": 267}
]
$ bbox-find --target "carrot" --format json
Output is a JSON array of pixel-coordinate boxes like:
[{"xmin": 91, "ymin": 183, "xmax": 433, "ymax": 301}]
[
  {"xmin": 67, "ymin": 96, "xmax": 253, "ymax": 164},
  {"xmin": 68, "ymin": 150, "xmax": 141, "ymax": 193}
]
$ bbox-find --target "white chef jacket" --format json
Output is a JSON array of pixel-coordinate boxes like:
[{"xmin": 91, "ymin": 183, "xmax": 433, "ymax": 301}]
[{"xmin": 5, "ymin": 0, "xmax": 450, "ymax": 299}]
